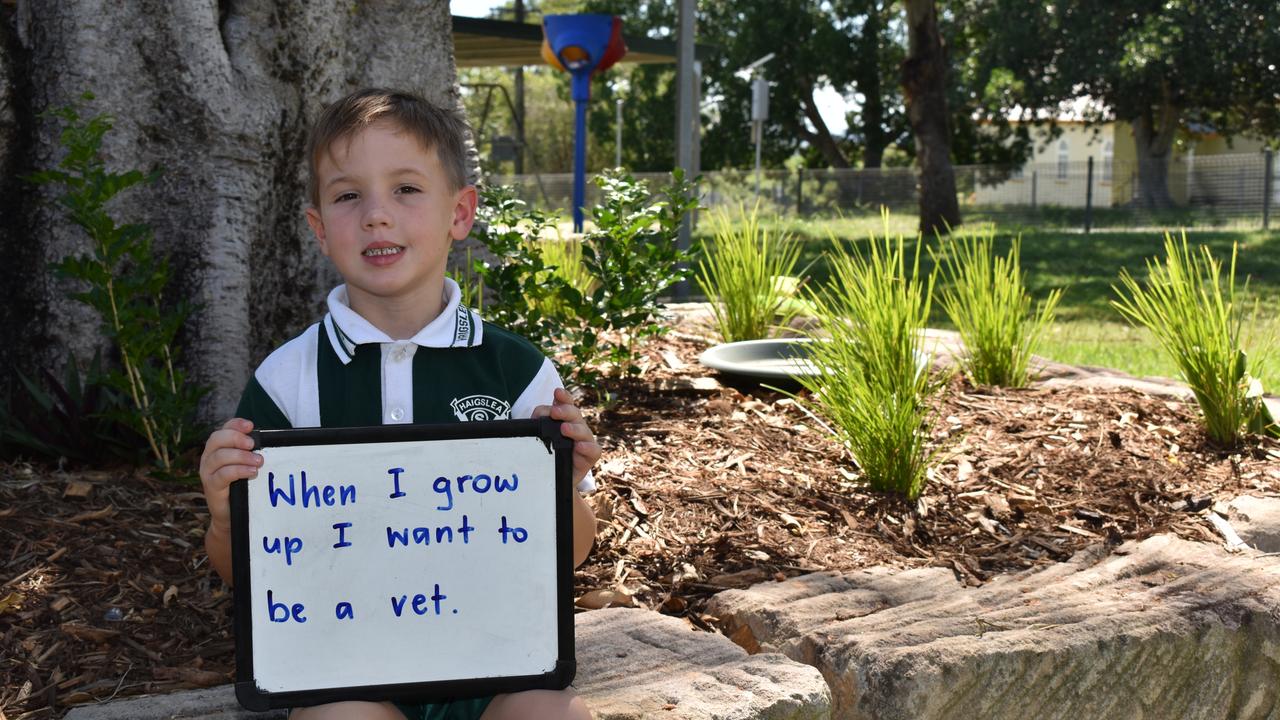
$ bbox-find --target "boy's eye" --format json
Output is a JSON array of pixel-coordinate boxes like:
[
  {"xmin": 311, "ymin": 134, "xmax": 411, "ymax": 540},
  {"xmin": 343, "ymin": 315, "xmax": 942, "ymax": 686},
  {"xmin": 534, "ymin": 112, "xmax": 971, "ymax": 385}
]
[
  {"xmin": 333, "ymin": 191, "xmax": 358, "ymax": 203},
  {"xmin": 396, "ymin": 185, "xmax": 422, "ymax": 195}
]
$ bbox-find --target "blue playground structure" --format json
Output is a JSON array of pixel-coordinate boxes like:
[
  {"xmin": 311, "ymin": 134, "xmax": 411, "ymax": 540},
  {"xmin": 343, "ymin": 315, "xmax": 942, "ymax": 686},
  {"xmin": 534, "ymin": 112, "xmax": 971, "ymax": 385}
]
[{"xmin": 541, "ymin": 14, "xmax": 627, "ymax": 231}]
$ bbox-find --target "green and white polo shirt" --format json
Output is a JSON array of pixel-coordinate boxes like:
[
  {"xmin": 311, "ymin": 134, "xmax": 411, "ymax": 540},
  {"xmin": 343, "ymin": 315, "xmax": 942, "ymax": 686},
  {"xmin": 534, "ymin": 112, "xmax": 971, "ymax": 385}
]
[{"xmin": 236, "ymin": 278, "xmax": 595, "ymax": 493}]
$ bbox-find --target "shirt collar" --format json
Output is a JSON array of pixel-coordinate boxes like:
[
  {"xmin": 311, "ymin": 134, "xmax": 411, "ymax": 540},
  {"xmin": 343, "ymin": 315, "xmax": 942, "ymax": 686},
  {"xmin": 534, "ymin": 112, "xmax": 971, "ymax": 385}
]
[{"xmin": 323, "ymin": 279, "xmax": 484, "ymax": 365}]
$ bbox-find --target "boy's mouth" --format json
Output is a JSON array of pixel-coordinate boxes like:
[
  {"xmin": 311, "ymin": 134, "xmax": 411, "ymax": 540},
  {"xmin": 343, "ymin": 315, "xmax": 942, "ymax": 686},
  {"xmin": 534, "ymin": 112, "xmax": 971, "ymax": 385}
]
[{"xmin": 362, "ymin": 246, "xmax": 404, "ymax": 257}]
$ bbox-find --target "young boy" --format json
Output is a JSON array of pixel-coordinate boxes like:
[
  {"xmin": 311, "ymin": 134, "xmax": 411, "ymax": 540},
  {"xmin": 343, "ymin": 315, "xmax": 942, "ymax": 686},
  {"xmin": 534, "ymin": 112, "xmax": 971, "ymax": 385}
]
[{"xmin": 199, "ymin": 88, "xmax": 599, "ymax": 720}]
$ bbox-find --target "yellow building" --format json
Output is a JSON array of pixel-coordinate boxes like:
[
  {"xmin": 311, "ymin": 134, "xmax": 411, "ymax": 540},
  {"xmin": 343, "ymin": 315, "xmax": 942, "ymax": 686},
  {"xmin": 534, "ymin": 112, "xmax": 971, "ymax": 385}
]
[{"xmin": 973, "ymin": 106, "xmax": 1277, "ymax": 209}]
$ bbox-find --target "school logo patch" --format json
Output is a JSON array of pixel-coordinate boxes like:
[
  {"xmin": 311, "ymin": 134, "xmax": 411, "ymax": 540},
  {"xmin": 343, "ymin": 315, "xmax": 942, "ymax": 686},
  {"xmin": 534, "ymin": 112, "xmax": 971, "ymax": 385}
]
[{"xmin": 450, "ymin": 395, "xmax": 511, "ymax": 422}]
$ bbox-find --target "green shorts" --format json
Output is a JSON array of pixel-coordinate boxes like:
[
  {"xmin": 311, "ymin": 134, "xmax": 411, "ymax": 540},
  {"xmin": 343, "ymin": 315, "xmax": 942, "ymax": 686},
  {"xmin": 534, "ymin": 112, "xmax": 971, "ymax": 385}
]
[{"xmin": 393, "ymin": 696, "xmax": 493, "ymax": 720}]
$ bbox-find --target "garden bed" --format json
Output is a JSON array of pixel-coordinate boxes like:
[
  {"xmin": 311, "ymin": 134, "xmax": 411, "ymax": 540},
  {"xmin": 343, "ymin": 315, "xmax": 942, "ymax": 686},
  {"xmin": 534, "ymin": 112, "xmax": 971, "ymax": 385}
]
[{"xmin": 3, "ymin": 324, "xmax": 1279, "ymax": 719}]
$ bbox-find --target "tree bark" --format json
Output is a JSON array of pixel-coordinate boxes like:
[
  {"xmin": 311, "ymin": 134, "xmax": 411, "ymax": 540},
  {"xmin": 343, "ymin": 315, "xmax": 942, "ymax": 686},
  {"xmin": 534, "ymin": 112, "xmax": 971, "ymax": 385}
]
[
  {"xmin": 856, "ymin": 1, "xmax": 887, "ymax": 170},
  {"xmin": 1128, "ymin": 88, "xmax": 1180, "ymax": 209},
  {"xmin": 0, "ymin": 0, "xmax": 477, "ymax": 421},
  {"xmin": 901, "ymin": 0, "xmax": 960, "ymax": 234},
  {"xmin": 798, "ymin": 78, "xmax": 850, "ymax": 169}
]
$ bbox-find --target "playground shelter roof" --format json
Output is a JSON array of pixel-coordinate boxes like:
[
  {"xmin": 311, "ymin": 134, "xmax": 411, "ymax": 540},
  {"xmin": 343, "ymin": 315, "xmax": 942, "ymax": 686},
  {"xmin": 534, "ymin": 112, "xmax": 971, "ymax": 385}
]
[{"xmin": 452, "ymin": 15, "xmax": 709, "ymax": 68}]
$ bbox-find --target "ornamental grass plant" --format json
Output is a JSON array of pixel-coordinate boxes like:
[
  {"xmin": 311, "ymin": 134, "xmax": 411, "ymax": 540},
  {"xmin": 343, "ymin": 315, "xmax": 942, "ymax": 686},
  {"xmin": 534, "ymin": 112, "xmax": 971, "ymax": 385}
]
[
  {"xmin": 933, "ymin": 227, "xmax": 1062, "ymax": 387},
  {"xmin": 796, "ymin": 218, "xmax": 945, "ymax": 500},
  {"xmin": 28, "ymin": 96, "xmax": 207, "ymax": 472},
  {"xmin": 1111, "ymin": 232, "xmax": 1277, "ymax": 446},
  {"xmin": 696, "ymin": 206, "xmax": 805, "ymax": 342},
  {"xmin": 539, "ymin": 234, "xmax": 595, "ymax": 316}
]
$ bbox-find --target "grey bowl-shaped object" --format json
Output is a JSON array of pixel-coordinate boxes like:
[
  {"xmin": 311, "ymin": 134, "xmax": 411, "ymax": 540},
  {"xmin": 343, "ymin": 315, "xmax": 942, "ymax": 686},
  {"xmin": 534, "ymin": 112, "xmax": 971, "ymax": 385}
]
[
  {"xmin": 698, "ymin": 339, "xmax": 823, "ymax": 383},
  {"xmin": 698, "ymin": 339, "xmax": 930, "ymax": 387}
]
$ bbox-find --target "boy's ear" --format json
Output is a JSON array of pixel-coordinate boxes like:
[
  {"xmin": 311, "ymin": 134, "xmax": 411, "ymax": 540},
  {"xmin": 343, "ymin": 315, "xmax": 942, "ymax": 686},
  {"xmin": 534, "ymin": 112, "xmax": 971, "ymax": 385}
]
[
  {"xmin": 305, "ymin": 206, "xmax": 330, "ymax": 256},
  {"xmin": 449, "ymin": 185, "xmax": 479, "ymax": 243}
]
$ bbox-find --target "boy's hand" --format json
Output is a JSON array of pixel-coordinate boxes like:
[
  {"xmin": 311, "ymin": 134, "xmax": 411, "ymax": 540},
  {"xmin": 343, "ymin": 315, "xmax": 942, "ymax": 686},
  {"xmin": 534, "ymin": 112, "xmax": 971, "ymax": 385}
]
[
  {"xmin": 532, "ymin": 387, "xmax": 602, "ymax": 486},
  {"xmin": 199, "ymin": 418, "xmax": 263, "ymax": 533}
]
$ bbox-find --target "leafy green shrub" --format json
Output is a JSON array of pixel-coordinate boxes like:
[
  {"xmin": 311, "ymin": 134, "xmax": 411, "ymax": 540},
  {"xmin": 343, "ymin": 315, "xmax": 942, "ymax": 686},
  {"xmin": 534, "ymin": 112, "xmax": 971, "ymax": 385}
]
[
  {"xmin": 1, "ymin": 350, "xmax": 145, "ymax": 466},
  {"xmin": 796, "ymin": 220, "xmax": 944, "ymax": 500},
  {"xmin": 932, "ymin": 227, "xmax": 1062, "ymax": 387},
  {"xmin": 468, "ymin": 171, "xmax": 698, "ymax": 386},
  {"xmin": 540, "ymin": 235, "xmax": 594, "ymax": 302},
  {"xmin": 27, "ymin": 95, "xmax": 207, "ymax": 472},
  {"xmin": 464, "ymin": 186, "xmax": 575, "ymax": 356},
  {"xmin": 696, "ymin": 205, "xmax": 805, "ymax": 342},
  {"xmin": 579, "ymin": 169, "xmax": 699, "ymax": 379},
  {"xmin": 1112, "ymin": 232, "xmax": 1277, "ymax": 445},
  {"xmin": 449, "ymin": 246, "xmax": 485, "ymax": 310}
]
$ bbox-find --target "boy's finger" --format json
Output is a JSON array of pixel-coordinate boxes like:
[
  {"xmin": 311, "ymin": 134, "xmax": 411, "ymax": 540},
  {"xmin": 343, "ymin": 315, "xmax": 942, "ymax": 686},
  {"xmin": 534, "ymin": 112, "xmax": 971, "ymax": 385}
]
[
  {"xmin": 578, "ymin": 440, "xmax": 601, "ymax": 461},
  {"xmin": 204, "ymin": 428, "xmax": 254, "ymax": 453},
  {"xmin": 204, "ymin": 449, "xmax": 263, "ymax": 482},
  {"xmin": 560, "ymin": 421, "xmax": 593, "ymax": 440},
  {"xmin": 213, "ymin": 465, "xmax": 261, "ymax": 486},
  {"xmin": 530, "ymin": 405, "xmax": 551, "ymax": 419},
  {"xmin": 552, "ymin": 404, "xmax": 583, "ymax": 422}
]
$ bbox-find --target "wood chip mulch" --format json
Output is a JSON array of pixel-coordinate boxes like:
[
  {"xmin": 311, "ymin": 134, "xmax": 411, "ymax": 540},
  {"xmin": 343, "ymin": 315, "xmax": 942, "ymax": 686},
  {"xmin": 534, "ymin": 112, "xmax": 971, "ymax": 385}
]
[{"xmin": 4, "ymin": 328, "xmax": 1279, "ymax": 719}]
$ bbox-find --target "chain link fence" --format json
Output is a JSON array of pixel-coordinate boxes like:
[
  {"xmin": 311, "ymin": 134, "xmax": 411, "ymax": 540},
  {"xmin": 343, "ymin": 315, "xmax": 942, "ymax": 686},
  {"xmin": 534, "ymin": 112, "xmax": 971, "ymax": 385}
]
[{"xmin": 486, "ymin": 150, "xmax": 1277, "ymax": 232}]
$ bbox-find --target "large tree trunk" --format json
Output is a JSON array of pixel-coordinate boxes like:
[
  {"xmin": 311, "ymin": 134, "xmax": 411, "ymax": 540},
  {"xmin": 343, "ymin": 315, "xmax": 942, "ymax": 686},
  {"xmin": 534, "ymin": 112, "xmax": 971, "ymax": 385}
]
[
  {"xmin": 1129, "ymin": 93, "xmax": 1180, "ymax": 209},
  {"xmin": 901, "ymin": 0, "xmax": 960, "ymax": 234},
  {"xmin": 857, "ymin": 1, "xmax": 888, "ymax": 170},
  {"xmin": 0, "ymin": 1, "xmax": 478, "ymax": 421},
  {"xmin": 798, "ymin": 78, "xmax": 850, "ymax": 169}
]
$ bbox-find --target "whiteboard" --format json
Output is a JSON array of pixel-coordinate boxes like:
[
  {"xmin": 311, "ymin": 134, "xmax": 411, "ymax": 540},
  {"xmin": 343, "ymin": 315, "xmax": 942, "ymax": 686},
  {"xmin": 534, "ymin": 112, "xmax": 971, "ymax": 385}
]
[{"xmin": 230, "ymin": 419, "xmax": 575, "ymax": 711}]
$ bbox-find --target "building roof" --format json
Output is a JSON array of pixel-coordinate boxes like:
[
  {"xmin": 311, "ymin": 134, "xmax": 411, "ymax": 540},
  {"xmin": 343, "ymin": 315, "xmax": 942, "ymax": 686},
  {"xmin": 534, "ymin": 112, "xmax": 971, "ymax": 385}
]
[
  {"xmin": 452, "ymin": 15, "xmax": 709, "ymax": 68},
  {"xmin": 1001, "ymin": 96, "xmax": 1114, "ymax": 124}
]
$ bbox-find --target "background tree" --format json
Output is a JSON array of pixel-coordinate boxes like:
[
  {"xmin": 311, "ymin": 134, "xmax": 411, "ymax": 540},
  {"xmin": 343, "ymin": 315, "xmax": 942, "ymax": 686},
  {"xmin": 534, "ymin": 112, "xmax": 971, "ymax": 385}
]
[
  {"xmin": 462, "ymin": 64, "xmax": 618, "ymax": 174},
  {"xmin": 583, "ymin": 0, "xmax": 680, "ymax": 172},
  {"xmin": 963, "ymin": 0, "xmax": 1280, "ymax": 209},
  {"xmin": 0, "ymin": 1, "xmax": 471, "ymax": 420},
  {"xmin": 844, "ymin": 0, "xmax": 910, "ymax": 169},
  {"xmin": 578, "ymin": 0, "xmax": 912, "ymax": 172},
  {"xmin": 901, "ymin": 0, "xmax": 960, "ymax": 233}
]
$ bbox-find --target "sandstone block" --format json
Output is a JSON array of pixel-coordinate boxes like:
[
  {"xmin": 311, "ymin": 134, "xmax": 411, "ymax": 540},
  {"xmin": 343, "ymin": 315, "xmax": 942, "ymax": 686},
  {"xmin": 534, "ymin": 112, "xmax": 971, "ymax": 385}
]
[
  {"xmin": 1229, "ymin": 495, "xmax": 1280, "ymax": 553},
  {"xmin": 66, "ymin": 609, "xmax": 831, "ymax": 720},
  {"xmin": 63, "ymin": 685, "xmax": 284, "ymax": 719},
  {"xmin": 575, "ymin": 607, "xmax": 831, "ymax": 720},
  {"xmin": 709, "ymin": 536, "xmax": 1280, "ymax": 720}
]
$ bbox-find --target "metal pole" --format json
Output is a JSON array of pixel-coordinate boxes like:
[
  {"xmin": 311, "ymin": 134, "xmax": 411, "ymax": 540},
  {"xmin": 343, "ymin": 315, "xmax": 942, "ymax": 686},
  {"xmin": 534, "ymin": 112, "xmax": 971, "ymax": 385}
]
[
  {"xmin": 796, "ymin": 167, "xmax": 804, "ymax": 216},
  {"xmin": 674, "ymin": 0, "xmax": 696, "ymax": 300},
  {"xmin": 1031, "ymin": 170, "xmax": 1037, "ymax": 211},
  {"xmin": 513, "ymin": 0, "xmax": 526, "ymax": 175},
  {"xmin": 572, "ymin": 96, "xmax": 587, "ymax": 232},
  {"xmin": 615, "ymin": 98, "xmax": 623, "ymax": 168},
  {"xmin": 1084, "ymin": 156, "xmax": 1094, "ymax": 234},
  {"xmin": 1263, "ymin": 149, "xmax": 1273, "ymax": 230},
  {"xmin": 754, "ymin": 122, "xmax": 763, "ymax": 199}
]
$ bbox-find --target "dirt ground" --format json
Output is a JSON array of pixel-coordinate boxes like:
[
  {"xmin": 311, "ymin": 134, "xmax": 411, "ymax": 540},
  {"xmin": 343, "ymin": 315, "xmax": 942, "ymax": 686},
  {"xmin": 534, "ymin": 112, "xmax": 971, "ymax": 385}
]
[{"xmin": 3, "ymin": 325, "xmax": 1279, "ymax": 718}]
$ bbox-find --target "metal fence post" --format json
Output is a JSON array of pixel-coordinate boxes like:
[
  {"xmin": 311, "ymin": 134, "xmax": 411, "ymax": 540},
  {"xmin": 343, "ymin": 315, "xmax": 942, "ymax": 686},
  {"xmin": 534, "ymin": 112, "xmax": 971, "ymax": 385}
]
[
  {"xmin": 1031, "ymin": 170, "xmax": 1037, "ymax": 211},
  {"xmin": 1264, "ymin": 149, "xmax": 1274, "ymax": 230},
  {"xmin": 795, "ymin": 167, "xmax": 804, "ymax": 217},
  {"xmin": 1084, "ymin": 157, "xmax": 1094, "ymax": 234}
]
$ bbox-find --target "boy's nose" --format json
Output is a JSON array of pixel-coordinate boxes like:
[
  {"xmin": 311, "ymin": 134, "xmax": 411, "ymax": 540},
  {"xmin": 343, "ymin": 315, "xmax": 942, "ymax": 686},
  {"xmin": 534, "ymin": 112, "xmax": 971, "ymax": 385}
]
[{"xmin": 362, "ymin": 204, "xmax": 393, "ymax": 229}]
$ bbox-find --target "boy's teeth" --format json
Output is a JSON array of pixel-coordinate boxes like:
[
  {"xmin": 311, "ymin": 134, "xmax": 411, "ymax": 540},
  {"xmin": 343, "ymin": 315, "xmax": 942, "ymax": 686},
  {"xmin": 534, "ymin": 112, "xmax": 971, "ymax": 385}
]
[{"xmin": 364, "ymin": 247, "xmax": 402, "ymax": 256}]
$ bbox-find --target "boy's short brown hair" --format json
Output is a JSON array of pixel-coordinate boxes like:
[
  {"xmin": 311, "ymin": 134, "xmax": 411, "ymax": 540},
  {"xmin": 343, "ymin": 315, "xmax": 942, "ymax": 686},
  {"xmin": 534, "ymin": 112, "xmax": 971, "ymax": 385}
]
[{"xmin": 306, "ymin": 88, "xmax": 471, "ymax": 206}]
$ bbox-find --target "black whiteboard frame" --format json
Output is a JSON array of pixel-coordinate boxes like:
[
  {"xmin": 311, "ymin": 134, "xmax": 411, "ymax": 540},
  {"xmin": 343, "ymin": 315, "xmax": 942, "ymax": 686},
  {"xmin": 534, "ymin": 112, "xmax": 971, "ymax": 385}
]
[{"xmin": 230, "ymin": 418, "xmax": 576, "ymax": 712}]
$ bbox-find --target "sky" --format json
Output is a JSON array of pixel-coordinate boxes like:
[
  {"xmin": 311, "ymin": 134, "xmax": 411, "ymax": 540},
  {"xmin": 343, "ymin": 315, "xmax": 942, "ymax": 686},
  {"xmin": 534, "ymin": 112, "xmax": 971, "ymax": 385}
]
[{"xmin": 449, "ymin": 0, "xmax": 852, "ymax": 136}]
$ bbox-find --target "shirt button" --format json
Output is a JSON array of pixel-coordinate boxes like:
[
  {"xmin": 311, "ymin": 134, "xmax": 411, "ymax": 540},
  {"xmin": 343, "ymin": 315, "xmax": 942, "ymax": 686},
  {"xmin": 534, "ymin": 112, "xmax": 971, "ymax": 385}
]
[{"xmin": 389, "ymin": 407, "xmax": 404, "ymax": 422}]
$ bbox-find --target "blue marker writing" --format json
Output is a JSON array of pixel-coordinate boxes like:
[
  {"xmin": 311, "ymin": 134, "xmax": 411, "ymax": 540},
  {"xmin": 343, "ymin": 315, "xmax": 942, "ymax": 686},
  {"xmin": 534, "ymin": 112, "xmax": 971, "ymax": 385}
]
[
  {"xmin": 267, "ymin": 590, "xmax": 306, "ymax": 623},
  {"xmin": 499, "ymin": 516, "xmax": 528, "ymax": 544},
  {"xmin": 388, "ymin": 467, "xmax": 406, "ymax": 499},
  {"xmin": 333, "ymin": 522, "xmax": 353, "ymax": 549},
  {"xmin": 263, "ymin": 535, "xmax": 303, "ymax": 565}
]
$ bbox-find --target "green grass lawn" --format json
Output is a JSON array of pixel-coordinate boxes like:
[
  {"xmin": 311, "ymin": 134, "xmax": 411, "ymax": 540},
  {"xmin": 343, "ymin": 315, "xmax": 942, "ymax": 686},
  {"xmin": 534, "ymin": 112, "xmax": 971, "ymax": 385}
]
[{"xmin": 693, "ymin": 215, "xmax": 1280, "ymax": 391}]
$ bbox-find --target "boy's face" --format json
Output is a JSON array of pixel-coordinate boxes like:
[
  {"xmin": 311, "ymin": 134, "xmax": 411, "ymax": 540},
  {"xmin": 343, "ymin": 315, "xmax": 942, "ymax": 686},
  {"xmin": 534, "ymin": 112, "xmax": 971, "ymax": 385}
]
[{"xmin": 305, "ymin": 121, "xmax": 476, "ymax": 320}]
